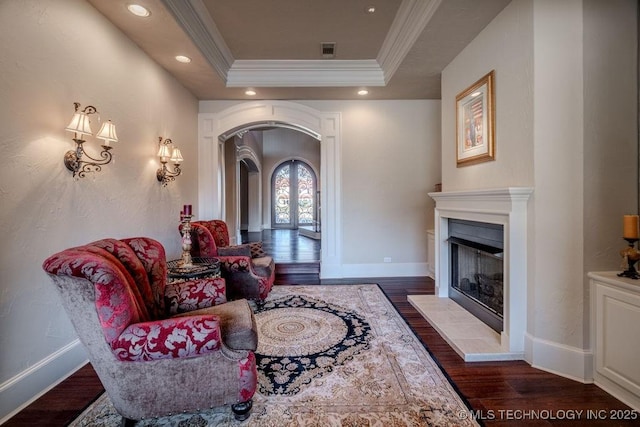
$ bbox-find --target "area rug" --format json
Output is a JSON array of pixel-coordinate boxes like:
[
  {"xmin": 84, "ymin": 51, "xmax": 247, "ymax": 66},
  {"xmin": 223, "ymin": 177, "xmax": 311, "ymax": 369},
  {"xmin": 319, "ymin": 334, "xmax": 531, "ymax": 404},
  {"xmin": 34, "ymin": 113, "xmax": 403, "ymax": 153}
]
[{"xmin": 70, "ymin": 285, "xmax": 477, "ymax": 426}]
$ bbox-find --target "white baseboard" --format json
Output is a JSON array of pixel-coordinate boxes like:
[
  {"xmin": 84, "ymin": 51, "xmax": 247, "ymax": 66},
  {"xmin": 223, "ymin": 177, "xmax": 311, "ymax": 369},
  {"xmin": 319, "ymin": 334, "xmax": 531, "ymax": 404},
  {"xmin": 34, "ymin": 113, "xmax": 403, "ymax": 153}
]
[
  {"xmin": 339, "ymin": 262, "xmax": 430, "ymax": 278},
  {"xmin": 320, "ymin": 263, "xmax": 343, "ymax": 279},
  {"xmin": 0, "ymin": 340, "xmax": 88, "ymax": 424},
  {"xmin": 595, "ymin": 372, "xmax": 640, "ymax": 411},
  {"xmin": 524, "ymin": 332, "xmax": 593, "ymax": 383}
]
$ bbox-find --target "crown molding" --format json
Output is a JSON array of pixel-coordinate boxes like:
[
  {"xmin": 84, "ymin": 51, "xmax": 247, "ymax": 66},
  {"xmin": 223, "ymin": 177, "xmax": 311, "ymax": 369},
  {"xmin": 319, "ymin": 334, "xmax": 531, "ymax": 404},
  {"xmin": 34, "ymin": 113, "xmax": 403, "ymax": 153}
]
[
  {"xmin": 160, "ymin": 0, "xmax": 234, "ymax": 80},
  {"xmin": 377, "ymin": 0, "xmax": 442, "ymax": 84},
  {"xmin": 161, "ymin": 0, "xmax": 440, "ymax": 88},
  {"xmin": 226, "ymin": 60, "xmax": 385, "ymax": 87}
]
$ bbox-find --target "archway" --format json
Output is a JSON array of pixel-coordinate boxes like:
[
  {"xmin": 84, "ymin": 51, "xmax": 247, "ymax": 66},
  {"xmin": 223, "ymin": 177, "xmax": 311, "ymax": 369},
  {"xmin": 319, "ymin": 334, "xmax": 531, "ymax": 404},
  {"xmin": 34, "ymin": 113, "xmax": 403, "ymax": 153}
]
[
  {"xmin": 198, "ymin": 101, "xmax": 342, "ymax": 278},
  {"xmin": 236, "ymin": 145, "xmax": 262, "ymax": 243}
]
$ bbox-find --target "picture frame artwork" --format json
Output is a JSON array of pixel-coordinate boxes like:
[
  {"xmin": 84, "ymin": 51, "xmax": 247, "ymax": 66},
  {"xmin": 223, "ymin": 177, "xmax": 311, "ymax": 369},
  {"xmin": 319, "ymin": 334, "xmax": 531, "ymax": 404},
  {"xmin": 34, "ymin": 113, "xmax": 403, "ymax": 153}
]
[{"xmin": 456, "ymin": 70, "xmax": 495, "ymax": 167}]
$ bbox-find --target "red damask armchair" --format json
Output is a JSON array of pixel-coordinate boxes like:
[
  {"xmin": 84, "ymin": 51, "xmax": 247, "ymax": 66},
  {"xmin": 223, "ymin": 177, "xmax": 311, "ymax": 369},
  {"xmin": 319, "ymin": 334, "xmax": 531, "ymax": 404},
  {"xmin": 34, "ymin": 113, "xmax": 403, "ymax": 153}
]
[
  {"xmin": 42, "ymin": 237, "xmax": 257, "ymax": 424},
  {"xmin": 183, "ymin": 220, "xmax": 275, "ymax": 301}
]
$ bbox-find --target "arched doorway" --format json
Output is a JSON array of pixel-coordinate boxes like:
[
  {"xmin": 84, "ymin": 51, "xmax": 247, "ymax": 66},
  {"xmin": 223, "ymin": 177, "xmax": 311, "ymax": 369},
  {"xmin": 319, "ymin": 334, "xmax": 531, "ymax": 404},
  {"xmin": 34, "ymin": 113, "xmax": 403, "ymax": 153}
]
[
  {"xmin": 271, "ymin": 159, "xmax": 317, "ymax": 229},
  {"xmin": 198, "ymin": 101, "xmax": 342, "ymax": 278}
]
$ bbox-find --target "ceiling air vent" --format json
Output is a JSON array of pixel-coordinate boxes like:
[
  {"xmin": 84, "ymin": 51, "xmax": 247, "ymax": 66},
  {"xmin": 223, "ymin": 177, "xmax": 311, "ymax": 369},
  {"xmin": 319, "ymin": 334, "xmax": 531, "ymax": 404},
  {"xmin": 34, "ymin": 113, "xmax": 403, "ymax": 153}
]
[{"xmin": 321, "ymin": 42, "xmax": 336, "ymax": 59}]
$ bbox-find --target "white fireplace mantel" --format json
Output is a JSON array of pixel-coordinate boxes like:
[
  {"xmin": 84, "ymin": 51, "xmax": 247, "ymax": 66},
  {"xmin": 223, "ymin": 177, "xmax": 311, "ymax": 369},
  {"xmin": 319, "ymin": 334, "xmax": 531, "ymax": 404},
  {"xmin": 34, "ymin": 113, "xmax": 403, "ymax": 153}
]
[{"xmin": 429, "ymin": 187, "xmax": 533, "ymax": 355}]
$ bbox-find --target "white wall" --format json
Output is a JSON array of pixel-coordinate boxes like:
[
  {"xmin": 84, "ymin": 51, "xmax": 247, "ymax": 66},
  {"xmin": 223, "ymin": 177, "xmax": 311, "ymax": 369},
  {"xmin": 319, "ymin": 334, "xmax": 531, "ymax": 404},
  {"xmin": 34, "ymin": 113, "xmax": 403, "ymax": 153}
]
[
  {"xmin": 305, "ymin": 101, "xmax": 440, "ymax": 270},
  {"xmin": 200, "ymin": 100, "xmax": 441, "ymax": 276},
  {"xmin": 441, "ymin": 0, "xmax": 534, "ymax": 191},
  {"xmin": 441, "ymin": 0, "xmax": 637, "ymax": 381},
  {"xmin": 531, "ymin": 0, "xmax": 586, "ymax": 360},
  {"xmin": 582, "ymin": 0, "xmax": 638, "ymax": 323},
  {"xmin": 0, "ymin": 0, "xmax": 199, "ymax": 420}
]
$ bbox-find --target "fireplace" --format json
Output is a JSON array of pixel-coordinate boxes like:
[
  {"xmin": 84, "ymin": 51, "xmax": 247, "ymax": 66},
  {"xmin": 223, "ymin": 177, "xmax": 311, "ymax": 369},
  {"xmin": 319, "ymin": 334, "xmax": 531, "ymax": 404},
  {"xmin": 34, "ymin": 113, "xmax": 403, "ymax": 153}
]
[
  {"xmin": 449, "ymin": 219, "xmax": 504, "ymax": 333},
  {"xmin": 429, "ymin": 187, "xmax": 533, "ymax": 356}
]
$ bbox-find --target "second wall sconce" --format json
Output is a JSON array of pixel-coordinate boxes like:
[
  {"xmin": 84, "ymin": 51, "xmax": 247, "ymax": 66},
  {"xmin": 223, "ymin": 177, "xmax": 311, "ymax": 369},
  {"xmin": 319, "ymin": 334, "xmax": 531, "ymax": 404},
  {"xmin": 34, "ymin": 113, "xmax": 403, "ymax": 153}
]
[
  {"xmin": 156, "ymin": 137, "xmax": 183, "ymax": 186},
  {"xmin": 64, "ymin": 102, "xmax": 118, "ymax": 178}
]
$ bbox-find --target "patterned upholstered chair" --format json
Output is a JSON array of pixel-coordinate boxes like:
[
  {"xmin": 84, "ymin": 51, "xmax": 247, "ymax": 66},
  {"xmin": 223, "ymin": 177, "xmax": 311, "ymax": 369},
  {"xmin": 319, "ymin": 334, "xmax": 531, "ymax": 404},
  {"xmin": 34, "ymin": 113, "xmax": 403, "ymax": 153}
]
[
  {"xmin": 42, "ymin": 237, "xmax": 257, "ymax": 424},
  {"xmin": 184, "ymin": 220, "xmax": 275, "ymax": 301}
]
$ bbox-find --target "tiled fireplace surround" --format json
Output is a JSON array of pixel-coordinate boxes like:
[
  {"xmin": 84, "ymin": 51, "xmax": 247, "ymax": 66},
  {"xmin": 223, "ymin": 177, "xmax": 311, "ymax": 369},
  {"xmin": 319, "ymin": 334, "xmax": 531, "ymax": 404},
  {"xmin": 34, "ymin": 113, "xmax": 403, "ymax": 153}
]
[{"xmin": 411, "ymin": 187, "xmax": 533, "ymax": 361}]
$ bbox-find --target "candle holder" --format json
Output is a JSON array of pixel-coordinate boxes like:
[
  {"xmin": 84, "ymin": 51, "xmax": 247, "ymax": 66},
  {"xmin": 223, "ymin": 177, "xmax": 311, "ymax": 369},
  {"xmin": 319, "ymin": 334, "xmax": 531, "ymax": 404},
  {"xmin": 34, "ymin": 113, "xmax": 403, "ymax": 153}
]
[
  {"xmin": 618, "ymin": 238, "xmax": 640, "ymax": 279},
  {"xmin": 179, "ymin": 214, "xmax": 194, "ymax": 269}
]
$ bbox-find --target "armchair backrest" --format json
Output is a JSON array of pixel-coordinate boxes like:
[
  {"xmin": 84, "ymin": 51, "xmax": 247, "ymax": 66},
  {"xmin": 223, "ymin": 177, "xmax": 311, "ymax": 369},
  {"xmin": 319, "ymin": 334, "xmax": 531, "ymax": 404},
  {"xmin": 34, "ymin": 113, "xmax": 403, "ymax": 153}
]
[
  {"xmin": 183, "ymin": 222, "xmax": 219, "ymax": 257},
  {"xmin": 43, "ymin": 238, "xmax": 167, "ymax": 344},
  {"xmin": 196, "ymin": 220, "xmax": 230, "ymax": 248}
]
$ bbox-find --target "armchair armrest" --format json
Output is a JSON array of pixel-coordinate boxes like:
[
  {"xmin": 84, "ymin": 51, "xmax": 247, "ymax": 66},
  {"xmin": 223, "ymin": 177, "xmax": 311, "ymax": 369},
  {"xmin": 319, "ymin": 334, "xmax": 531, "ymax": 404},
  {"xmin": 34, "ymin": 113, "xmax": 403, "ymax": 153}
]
[
  {"xmin": 111, "ymin": 315, "xmax": 222, "ymax": 361},
  {"xmin": 165, "ymin": 277, "xmax": 227, "ymax": 315},
  {"xmin": 217, "ymin": 256, "xmax": 273, "ymax": 300},
  {"xmin": 217, "ymin": 242, "xmax": 266, "ymax": 259},
  {"xmin": 217, "ymin": 244, "xmax": 252, "ymax": 257},
  {"xmin": 217, "ymin": 256, "xmax": 255, "ymax": 273}
]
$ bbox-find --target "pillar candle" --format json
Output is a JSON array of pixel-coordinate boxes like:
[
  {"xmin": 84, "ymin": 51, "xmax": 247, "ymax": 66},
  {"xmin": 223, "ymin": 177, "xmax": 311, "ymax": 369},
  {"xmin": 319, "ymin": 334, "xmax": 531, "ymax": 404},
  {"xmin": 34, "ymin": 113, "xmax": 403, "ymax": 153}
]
[
  {"xmin": 623, "ymin": 215, "xmax": 639, "ymax": 239},
  {"xmin": 183, "ymin": 204, "xmax": 192, "ymax": 216}
]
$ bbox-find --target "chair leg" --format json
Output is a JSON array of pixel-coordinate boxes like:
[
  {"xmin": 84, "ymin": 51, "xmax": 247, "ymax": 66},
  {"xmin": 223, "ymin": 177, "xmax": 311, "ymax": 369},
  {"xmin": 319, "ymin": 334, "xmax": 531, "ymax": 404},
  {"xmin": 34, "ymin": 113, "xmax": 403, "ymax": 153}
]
[
  {"xmin": 231, "ymin": 399, "xmax": 253, "ymax": 421},
  {"xmin": 121, "ymin": 417, "xmax": 136, "ymax": 426}
]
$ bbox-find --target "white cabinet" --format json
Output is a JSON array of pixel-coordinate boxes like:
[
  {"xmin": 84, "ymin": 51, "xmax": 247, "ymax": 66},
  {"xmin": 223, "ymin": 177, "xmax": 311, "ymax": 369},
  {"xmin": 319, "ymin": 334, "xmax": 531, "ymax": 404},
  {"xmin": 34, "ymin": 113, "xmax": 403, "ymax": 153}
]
[
  {"xmin": 427, "ymin": 229, "xmax": 435, "ymax": 279},
  {"xmin": 589, "ymin": 272, "xmax": 640, "ymax": 411}
]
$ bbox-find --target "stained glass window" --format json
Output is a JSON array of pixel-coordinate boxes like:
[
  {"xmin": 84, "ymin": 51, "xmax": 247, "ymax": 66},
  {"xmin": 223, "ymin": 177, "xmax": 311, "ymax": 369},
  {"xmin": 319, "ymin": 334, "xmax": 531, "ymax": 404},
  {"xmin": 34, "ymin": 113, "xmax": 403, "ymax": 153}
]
[
  {"xmin": 272, "ymin": 160, "xmax": 316, "ymax": 228},
  {"xmin": 274, "ymin": 164, "xmax": 290, "ymax": 224},
  {"xmin": 297, "ymin": 164, "xmax": 314, "ymax": 224}
]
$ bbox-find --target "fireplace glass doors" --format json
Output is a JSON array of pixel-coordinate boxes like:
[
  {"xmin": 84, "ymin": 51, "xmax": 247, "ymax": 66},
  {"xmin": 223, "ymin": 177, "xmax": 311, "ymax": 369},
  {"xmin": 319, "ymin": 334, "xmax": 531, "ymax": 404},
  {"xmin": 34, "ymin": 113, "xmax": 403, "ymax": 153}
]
[{"xmin": 448, "ymin": 219, "xmax": 504, "ymax": 333}]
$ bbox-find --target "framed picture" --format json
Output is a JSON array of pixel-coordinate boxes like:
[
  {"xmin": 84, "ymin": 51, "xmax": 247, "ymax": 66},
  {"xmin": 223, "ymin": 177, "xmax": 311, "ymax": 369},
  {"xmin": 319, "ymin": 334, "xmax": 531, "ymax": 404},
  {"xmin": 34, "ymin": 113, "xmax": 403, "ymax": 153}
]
[{"xmin": 456, "ymin": 70, "xmax": 495, "ymax": 167}]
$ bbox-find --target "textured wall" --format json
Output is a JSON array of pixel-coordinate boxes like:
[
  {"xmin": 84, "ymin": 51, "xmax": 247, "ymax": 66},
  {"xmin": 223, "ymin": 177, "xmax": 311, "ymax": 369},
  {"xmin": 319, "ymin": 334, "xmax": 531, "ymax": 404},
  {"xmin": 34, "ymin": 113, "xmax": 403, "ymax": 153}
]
[
  {"xmin": 0, "ymin": 0, "xmax": 198, "ymax": 413},
  {"xmin": 308, "ymin": 100, "xmax": 440, "ymax": 265},
  {"xmin": 441, "ymin": 0, "xmax": 534, "ymax": 191}
]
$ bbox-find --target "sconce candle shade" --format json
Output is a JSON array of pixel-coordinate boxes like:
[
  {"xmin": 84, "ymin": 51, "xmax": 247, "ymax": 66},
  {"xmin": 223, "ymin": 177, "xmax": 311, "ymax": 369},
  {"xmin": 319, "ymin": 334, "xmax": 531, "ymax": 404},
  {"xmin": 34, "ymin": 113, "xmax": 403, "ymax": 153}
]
[
  {"xmin": 157, "ymin": 144, "xmax": 171, "ymax": 160},
  {"xmin": 170, "ymin": 148, "xmax": 183, "ymax": 164},
  {"xmin": 65, "ymin": 112, "xmax": 93, "ymax": 137},
  {"xmin": 96, "ymin": 120, "xmax": 118, "ymax": 145}
]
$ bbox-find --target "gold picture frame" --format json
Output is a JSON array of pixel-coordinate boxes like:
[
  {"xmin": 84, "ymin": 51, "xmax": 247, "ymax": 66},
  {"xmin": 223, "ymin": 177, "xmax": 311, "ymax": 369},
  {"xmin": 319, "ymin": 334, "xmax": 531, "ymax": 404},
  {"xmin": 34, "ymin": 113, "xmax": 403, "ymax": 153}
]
[{"xmin": 456, "ymin": 70, "xmax": 495, "ymax": 167}]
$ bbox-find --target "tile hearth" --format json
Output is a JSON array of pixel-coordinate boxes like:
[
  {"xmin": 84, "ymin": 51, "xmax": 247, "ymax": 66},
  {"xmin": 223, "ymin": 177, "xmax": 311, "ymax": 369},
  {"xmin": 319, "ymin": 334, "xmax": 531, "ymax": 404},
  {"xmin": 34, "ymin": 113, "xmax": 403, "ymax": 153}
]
[{"xmin": 408, "ymin": 295, "xmax": 524, "ymax": 362}]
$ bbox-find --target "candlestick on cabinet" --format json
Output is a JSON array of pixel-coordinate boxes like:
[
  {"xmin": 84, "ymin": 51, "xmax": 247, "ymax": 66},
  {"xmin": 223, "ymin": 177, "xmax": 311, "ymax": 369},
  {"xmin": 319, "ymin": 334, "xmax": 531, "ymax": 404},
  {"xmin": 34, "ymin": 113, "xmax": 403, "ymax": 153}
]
[
  {"xmin": 618, "ymin": 237, "xmax": 640, "ymax": 280},
  {"xmin": 179, "ymin": 214, "xmax": 194, "ymax": 268}
]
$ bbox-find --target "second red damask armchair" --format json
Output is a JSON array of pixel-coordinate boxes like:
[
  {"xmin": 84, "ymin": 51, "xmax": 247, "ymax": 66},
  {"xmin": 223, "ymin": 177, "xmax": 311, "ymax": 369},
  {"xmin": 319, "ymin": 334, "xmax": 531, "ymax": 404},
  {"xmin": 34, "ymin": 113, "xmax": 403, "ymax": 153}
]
[{"xmin": 183, "ymin": 220, "xmax": 275, "ymax": 301}]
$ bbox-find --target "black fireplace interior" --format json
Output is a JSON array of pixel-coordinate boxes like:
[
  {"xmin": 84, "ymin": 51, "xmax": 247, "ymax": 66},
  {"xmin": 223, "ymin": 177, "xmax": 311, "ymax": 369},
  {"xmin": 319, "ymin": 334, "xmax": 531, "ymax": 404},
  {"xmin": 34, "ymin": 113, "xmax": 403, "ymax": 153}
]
[{"xmin": 448, "ymin": 219, "xmax": 504, "ymax": 333}]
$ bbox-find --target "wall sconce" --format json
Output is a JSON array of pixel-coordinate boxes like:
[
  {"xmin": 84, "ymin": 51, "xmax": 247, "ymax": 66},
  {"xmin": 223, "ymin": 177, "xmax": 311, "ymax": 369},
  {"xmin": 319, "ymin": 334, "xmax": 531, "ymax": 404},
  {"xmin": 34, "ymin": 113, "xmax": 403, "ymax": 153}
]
[
  {"xmin": 156, "ymin": 137, "xmax": 183, "ymax": 186},
  {"xmin": 64, "ymin": 102, "xmax": 118, "ymax": 178}
]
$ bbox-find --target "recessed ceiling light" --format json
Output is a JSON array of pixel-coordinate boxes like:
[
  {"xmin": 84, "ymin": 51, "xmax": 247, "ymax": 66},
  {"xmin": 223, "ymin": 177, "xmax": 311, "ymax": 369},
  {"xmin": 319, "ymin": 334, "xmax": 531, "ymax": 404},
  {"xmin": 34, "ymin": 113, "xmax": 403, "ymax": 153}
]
[
  {"xmin": 175, "ymin": 55, "xmax": 191, "ymax": 63},
  {"xmin": 245, "ymin": 89, "xmax": 257, "ymax": 96},
  {"xmin": 127, "ymin": 4, "xmax": 150, "ymax": 17},
  {"xmin": 358, "ymin": 89, "xmax": 369, "ymax": 96},
  {"xmin": 366, "ymin": 6, "xmax": 376, "ymax": 13}
]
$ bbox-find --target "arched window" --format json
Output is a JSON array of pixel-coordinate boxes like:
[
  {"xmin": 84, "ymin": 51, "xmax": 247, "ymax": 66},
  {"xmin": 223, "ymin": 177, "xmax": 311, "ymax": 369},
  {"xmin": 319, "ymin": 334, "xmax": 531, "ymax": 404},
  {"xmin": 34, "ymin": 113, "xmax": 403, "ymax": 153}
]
[{"xmin": 272, "ymin": 160, "xmax": 316, "ymax": 229}]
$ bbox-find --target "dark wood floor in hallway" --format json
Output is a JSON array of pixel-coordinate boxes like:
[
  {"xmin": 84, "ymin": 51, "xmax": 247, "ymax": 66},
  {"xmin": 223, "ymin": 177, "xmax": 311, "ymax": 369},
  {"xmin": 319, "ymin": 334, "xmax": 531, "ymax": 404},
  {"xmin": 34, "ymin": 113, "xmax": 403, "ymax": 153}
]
[
  {"xmin": 242, "ymin": 229, "xmax": 321, "ymax": 263},
  {"xmin": 6, "ymin": 232, "xmax": 637, "ymax": 426}
]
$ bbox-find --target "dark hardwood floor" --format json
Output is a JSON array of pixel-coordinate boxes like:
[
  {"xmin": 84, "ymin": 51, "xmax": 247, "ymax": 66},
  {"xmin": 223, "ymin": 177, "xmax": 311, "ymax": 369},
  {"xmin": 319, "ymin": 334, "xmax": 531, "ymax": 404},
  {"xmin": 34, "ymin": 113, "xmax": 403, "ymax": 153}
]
[
  {"xmin": 6, "ymin": 232, "xmax": 637, "ymax": 426},
  {"xmin": 243, "ymin": 229, "xmax": 320, "ymax": 264}
]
